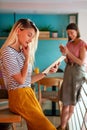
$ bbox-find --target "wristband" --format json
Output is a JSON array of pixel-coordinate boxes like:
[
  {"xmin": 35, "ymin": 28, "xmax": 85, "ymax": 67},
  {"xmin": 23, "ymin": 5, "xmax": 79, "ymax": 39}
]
[{"xmin": 43, "ymin": 73, "xmax": 47, "ymax": 76}]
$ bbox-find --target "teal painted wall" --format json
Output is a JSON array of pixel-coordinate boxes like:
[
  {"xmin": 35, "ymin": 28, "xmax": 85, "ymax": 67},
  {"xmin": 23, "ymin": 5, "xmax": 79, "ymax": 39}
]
[
  {"xmin": 0, "ymin": 13, "xmax": 70, "ymax": 37},
  {"xmin": 15, "ymin": 13, "xmax": 69, "ymax": 37},
  {"xmin": 0, "ymin": 13, "xmax": 14, "ymax": 29},
  {"xmin": 0, "ymin": 13, "xmax": 77, "ymax": 71},
  {"xmin": 0, "ymin": 13, "xmax": 14, "ymax": 36},
  {"xmin": 35, "ymin": 40, "xmax": 67, "ymax": 72}
]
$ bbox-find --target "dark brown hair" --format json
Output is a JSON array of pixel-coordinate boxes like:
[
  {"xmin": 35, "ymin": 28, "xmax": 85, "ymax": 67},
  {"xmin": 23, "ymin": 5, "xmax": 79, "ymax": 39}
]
[{"xmin": 66, "ymin": 23, "xmax": 80, "ymax": 41}]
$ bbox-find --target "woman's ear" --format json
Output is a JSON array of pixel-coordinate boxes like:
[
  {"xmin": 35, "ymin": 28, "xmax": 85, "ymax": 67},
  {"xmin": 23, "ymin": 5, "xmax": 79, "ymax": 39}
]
[{"xmin": 15, "ymin": 27, "xmax": 20, "ymax": 35}]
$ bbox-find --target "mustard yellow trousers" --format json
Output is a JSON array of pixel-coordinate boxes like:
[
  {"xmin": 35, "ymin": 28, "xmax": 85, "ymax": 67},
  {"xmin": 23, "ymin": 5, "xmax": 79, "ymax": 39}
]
[{"xmin": 8, "ymin": 87, "xmax": 56, "ymax": 130}]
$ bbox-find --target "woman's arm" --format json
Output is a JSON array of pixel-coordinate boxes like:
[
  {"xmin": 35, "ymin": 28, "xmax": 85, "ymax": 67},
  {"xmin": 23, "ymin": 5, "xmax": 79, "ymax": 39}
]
[
  {"xmin": 64, "ymin": 46, "xmax": 86, "ymax": 66},
  {"xmin": 31, "ymin": 63, "xmax": 59, "ymax": 84},
  {"xmin": 12, "ymin": 57, "xmax": 29, "ymax": 84},
  {"xmin": 31, "ymin": 73, "xmax": 45, "ymax": 84},
  {"xmin": 12, "ymin": 46, "xmax": 30, "ymax": 84}
]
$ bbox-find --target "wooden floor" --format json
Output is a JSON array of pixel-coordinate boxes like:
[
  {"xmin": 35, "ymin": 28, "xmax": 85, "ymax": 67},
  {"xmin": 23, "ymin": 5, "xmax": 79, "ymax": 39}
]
[{"xmin": 10, "ymin": 100, "xmax": 61, "ymax": 130}]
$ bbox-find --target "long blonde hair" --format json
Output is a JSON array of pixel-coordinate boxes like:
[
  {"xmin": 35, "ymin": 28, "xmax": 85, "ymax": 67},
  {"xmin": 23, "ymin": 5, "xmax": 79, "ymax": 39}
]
[{"xmin": 0, "ymin": 19, "xmax": 39, "ymax": 65}]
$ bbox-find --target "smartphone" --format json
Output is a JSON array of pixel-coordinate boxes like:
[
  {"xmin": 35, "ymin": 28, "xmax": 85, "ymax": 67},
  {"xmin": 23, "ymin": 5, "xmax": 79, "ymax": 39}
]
[{"xmin": 59, "ymin": 44, "xmax": 65, "ymax": 49}]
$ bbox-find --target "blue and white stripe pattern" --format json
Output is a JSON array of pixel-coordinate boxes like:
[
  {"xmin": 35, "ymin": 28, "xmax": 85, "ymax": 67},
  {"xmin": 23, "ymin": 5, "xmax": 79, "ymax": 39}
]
[{"xmin": 0, "ymin": 46, "xmax": 32, "ymax": 90}]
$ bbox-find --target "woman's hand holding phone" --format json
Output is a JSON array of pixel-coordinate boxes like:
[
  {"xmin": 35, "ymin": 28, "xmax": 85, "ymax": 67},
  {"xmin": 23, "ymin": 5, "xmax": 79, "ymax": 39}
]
[
  {"xmin": 59, "ymin": 44, "xmax": 68, "ymax": 55},
  {"xmin": 59, "ymin": 44, "xmax": 65, "ymax": 51}
]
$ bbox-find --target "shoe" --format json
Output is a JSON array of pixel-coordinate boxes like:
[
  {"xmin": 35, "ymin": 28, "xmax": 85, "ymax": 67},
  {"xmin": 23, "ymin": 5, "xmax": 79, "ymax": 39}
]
[
  {"xmin": 56, "ymin": 125, "xmax": 62, "ymax": 130},
  {"xmin": 56, "ymin": 125, "xmax": 66, "ymax": 130},
  {"xmin": 66, "ymin": 124, "xmax": 69, "ymax": 130}
]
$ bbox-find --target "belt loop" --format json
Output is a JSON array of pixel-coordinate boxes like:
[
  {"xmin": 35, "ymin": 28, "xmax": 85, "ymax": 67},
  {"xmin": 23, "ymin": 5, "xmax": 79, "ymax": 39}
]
[
  {"xmin": 71, "ymin": 63, "xmax": 73, "ymax": 66},
  {"xmin": 68, "ymin": 62, "xmax": 75, "ymax": 66}
]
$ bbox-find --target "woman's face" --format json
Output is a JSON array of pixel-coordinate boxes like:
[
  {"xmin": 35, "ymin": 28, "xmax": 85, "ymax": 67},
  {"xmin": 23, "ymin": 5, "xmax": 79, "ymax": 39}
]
[
  {"xmin": 67, "ymin": 29, "xmax": 77, "ymax": 41},
  {"xmin": 18, "ymin": 28, "xmax": 36, "ymax": 48}
]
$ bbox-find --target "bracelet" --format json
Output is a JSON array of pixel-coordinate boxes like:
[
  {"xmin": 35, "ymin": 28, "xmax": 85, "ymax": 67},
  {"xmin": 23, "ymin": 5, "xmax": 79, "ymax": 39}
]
[{"xmin": 43, "ymin": 73, "xmax": 47, "ymax": 76}]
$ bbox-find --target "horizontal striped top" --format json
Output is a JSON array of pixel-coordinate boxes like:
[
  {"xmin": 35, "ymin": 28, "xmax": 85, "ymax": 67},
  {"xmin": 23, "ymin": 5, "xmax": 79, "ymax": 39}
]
[{"xmin": 0, "ymin": 46, "xmax": 32, "ymax": 90}]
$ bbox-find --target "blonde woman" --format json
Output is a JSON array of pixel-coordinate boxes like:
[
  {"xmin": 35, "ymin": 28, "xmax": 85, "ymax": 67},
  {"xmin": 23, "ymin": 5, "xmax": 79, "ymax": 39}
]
[{"xmin": 0, "ymin": 19, "xmax": 58, "ymax": 130}]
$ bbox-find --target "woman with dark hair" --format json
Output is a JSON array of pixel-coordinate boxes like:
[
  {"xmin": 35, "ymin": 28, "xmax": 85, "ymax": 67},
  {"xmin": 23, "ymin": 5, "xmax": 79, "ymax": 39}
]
[
  {"xmin": 0, "ymin": 18, "xmax": 59, "ymax": 130},
  {"xmin": 57, "ymin": 23, "xmax": 87, "ymax": 130}
]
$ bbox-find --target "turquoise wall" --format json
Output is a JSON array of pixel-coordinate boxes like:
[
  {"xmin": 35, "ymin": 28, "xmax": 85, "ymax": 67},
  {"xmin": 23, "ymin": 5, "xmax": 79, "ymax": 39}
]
[
  {"xmin": 0, "ymin": 13, "xmax": 77, "ymax": 72},
  {"xmin": 0, "ymin": 13, "xmax": 70, "ymax": 37},
  {"xmin": 0, "ymin": 13, "xmax": 14, "ymax": 36},
  {"xmin": 15, "ymin": 13, "xmax": 69, "ymax": 37},
  {"xmin": 35, "ymin": 40, "xmax": 67, "ymax": 72}
]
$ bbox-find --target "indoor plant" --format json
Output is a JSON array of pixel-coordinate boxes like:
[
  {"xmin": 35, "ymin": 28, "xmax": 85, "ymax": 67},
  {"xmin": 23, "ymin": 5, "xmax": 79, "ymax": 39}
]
[
  {"xmin": 38, "ymin": 25, "xmax": 54, "ymax": 38},
  {"xmin": 51, "ymin": 29, "xmax": 58, "ymax": 38}
]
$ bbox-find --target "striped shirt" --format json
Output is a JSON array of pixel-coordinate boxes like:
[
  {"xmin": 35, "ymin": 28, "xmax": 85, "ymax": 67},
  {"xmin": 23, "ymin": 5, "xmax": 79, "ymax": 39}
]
[{"xmin": 0, "ymin": 46, "xmax": 32, "ymax": 90}]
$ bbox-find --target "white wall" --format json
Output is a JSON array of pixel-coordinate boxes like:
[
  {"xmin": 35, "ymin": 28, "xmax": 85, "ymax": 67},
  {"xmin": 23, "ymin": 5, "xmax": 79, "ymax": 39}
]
[{"xmin": 78, "ymin": 12, "xmax": 87, "ymax": 43}]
